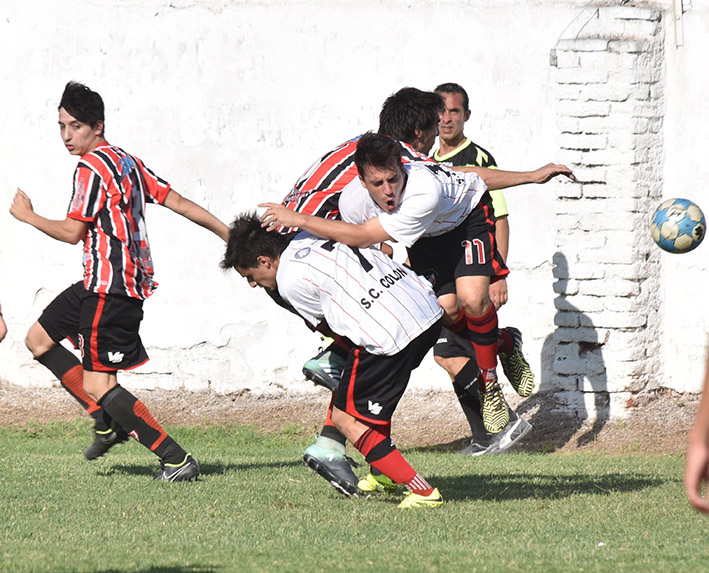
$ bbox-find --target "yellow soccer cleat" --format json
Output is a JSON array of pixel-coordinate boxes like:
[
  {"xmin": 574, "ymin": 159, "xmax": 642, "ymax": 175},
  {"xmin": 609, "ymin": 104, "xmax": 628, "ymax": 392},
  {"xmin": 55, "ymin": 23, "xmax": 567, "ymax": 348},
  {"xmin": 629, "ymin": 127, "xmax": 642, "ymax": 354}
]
[
  {"xmin": 358, "ymin": 472, "xmax": 398, "ymax": 494},
  {"xmin": 480, "ymin": 379, "xmax": 510, "ymax": 434},
  {"xmin": 398, "ymin": 488, "xmax": 444, "ymax": 508},
  {"xmin": 499, "ymin": 327, "xmax": 535, "ymax": 397}
]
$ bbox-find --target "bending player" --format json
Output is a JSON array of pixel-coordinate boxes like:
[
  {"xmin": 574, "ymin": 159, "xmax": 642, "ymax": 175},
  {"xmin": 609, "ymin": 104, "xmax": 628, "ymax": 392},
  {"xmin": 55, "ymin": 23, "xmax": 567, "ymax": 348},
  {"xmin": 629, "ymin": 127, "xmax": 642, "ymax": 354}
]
[
  {"xmin": 10, "ymin": 82, "xmax": 228, "ymax": 480},
  {"xmin": 260, "ymin": 133, "xmax": 575, "ymax": 460},
  {"xmin": 281, "ymin": 88, "xmax": 542, "ymax": 484},
  {"xmin": 222, "ymin": 212, "xmax": 445, "ymax": 508}
]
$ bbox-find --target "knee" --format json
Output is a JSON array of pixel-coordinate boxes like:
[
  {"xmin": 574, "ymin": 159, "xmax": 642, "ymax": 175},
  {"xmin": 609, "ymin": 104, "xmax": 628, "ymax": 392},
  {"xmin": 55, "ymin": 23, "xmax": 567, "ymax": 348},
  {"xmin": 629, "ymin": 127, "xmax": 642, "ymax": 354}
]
[
  {"xmin": 434, "ymin": 355, "xmax": 470, "ymax": 380},
  {"xmin": 460, "ymin": 296, "xmax": 491, "ymax": 318},
  {"xmin": 25, "ymin": 324, "xmax": 54, "ymax": 357},
  {"xmin": 433, "ymin": 354, "xmax": 456, "ymax": 377}
]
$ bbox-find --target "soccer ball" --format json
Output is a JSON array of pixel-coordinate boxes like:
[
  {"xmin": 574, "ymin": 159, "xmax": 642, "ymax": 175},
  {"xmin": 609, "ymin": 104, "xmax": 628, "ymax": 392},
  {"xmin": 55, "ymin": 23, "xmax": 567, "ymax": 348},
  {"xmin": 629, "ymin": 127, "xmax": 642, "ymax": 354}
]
[{"xmin": 650, "ymin": 198, "xmax": 706, "ymax": 254}]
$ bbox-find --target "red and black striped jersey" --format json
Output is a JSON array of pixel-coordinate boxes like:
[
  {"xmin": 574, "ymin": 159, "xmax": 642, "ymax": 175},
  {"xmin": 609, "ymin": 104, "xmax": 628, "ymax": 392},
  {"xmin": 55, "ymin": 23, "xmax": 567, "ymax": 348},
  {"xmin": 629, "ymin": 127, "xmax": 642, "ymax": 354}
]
[
  {"xmin": 67, "ymin": 143, "xmax": 171, "ymax": 300},
  {"xmin": 279, "ymin": 135, "xmax": 433, "ymax": 233}
]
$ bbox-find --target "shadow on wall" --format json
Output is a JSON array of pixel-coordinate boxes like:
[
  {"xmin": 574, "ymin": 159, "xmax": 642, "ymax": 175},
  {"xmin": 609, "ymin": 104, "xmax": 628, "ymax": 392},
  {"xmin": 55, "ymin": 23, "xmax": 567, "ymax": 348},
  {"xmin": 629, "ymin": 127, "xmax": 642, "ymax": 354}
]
[{"xmin": 518, "ymin": 251, "xmax": 609, "ymax": 451}]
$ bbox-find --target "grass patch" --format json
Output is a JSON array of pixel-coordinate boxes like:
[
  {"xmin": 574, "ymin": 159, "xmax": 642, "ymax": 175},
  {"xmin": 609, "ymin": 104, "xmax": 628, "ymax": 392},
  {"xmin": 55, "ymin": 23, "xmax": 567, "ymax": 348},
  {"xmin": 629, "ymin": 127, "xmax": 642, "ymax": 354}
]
[{"xmin": 1, "ymin": 421, "xmax": 707, "ymax": 572}]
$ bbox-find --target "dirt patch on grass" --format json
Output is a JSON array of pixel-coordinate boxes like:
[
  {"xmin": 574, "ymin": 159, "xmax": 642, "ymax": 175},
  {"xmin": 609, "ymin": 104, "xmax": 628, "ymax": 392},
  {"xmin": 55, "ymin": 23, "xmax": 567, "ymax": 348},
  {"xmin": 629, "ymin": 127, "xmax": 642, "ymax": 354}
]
[{"xmin": 0, "ymin": 381, "xmax": 696, "ymax": 455}]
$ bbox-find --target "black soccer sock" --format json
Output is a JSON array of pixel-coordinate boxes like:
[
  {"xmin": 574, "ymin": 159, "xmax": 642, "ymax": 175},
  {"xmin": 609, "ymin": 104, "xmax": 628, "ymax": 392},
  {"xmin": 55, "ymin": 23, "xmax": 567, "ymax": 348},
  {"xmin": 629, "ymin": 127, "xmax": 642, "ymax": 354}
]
[
  {"xmin": 453, "ymin": 361, "xmax": 515, "ymax": 441},
  {"xmin": 320, "ymin": 424, "xmax": 347, "ymax": 446},
  {"xmin": 452, "ymin": 361, "xmax": 489, "ymax": 441},
  {"xmin": 35, "ymin": 345, "xmax": 113, "ymax": 432},
  {"xmin": 99, "ymin": 385, "xmax": 186, "ymax": 464},
  {"xmin": 454, "ymin": 360, "xmax": 480, "ymax": 396}
]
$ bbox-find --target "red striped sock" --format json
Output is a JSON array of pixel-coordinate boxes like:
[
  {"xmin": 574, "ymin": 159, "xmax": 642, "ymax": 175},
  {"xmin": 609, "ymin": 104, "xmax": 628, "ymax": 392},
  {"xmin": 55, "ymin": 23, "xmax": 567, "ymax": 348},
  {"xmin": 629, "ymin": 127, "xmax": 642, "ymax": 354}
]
[{"xmin": 355, "ymin": 427, "xmax": 433, "ymax": 496}]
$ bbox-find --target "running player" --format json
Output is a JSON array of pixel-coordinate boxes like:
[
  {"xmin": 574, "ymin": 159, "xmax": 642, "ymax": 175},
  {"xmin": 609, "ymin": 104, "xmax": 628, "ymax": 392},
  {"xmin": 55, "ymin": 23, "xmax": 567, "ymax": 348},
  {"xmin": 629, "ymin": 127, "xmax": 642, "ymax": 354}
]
[
  {"xmin": 10, "ymin": 81, "xmax": 229, "ymax": 480},
  {"xmin": 222, "ymin": 212, "xmax": 445, "ymax": 508}
]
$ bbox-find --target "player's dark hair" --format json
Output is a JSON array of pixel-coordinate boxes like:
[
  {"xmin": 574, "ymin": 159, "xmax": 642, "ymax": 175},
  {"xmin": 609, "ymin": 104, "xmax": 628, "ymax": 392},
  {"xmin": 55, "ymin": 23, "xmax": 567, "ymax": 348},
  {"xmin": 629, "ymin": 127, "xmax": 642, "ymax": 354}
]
[
  {"xmin": 378, "ymin": 87, "xmax": 444, "ymax": 144},
  {"xmin": 354, "ymin": 132, "xmax": 403, "ymax": 178},
  {"xmin": 221, "ymin": 211, "xmax": 290, "ymax": 270},
  {"xmin": 59, "ymin": 81, "xmax": 105, "ymax": 133},
  {"xmin": 434, "ymin": 82, "xmax": 470, "ymax": 111}
]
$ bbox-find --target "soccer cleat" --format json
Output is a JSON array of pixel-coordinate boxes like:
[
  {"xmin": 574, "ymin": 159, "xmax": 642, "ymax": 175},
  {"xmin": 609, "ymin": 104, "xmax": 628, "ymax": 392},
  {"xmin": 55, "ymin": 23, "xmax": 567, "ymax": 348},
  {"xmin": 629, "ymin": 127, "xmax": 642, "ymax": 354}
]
[
  {"xmin": 457, "ymin": 439, "xmax": 496, "ymax": 456},
  {"xmin": 457, "ymin": 415, "xmax": 533, "ymax": 456},
  {"xmin": 303, "ymin": 444, "xmax": 360, "ymax": 497},
  {"xmin": 84, "ymin": 427, "xmax": 130, "ymax": 460},
  {"xmin": 398, "ymin": 488, "xmax": 444, "ymax": 508},
  {"xmin": 358, "ymin": 472, "xmax": 398, "ymax": 494},
  {"xmin": 480, "ymin": 379, "xmax": 510, "ymax": 434},
  {"xmin": 499, "ymin": 327, "xmax": 535, "ymax": 397},
  {"xmin": 496, "ymin": 416, "xmax": 533, "ymax": 453},
  {"xmin": 302, "ymin": 341, "xmax": 346, "ymax": 392},
  {"xmin": 154, "ymin": 454, "xmax": 200, "ymax": 482}
]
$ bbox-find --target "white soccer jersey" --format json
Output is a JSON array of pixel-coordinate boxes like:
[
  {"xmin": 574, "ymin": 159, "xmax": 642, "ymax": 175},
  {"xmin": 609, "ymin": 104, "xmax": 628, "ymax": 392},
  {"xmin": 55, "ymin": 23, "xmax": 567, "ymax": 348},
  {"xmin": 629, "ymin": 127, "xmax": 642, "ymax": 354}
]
[
  {"xmin": 338, "ymin": 162, "xmax": 488, "ymax": 247},
  {"xmin": 276, "ymin": 232, "xmax": 443, "ymax": 355}
]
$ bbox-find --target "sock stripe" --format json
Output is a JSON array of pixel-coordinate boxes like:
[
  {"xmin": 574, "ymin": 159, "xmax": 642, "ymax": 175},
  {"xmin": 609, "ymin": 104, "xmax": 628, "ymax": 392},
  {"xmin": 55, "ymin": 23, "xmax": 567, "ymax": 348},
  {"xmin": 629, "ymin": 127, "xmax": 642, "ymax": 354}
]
[{"xmin": 408, "ymin": 474, "xmax": 434, "ymax": 495}]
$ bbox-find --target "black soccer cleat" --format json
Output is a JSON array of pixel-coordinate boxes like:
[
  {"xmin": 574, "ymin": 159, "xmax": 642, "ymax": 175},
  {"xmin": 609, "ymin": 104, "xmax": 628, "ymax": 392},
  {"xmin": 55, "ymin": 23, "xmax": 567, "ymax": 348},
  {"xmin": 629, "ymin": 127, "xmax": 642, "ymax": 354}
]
[
  {"xmin": 84, "ymin": 428, "xmax": 130, "ymax": 460},
  {"xmin": 302, "ymin": 341, "xmax": 347, "ymax": 392},
  {"xmin": 303, "ymin": 444, "xmax": 360, "ymax": 497},
  {"xmin": 154, "ymin": 454, "xmax": 200, "ymax": 482}
]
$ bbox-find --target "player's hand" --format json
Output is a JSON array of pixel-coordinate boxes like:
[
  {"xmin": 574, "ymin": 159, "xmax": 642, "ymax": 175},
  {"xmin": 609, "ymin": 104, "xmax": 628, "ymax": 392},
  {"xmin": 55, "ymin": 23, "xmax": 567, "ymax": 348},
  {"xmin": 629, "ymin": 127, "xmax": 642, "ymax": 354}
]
[
  {"xmin": 259, "ymin": 203, "xmax": 303, "ymax": 232},
  {"xmin": 10, "ymin": 188, "xmax": 35, "ymax": 222},
  {"xmin": 489, "ymin": 278, "xmax": 508, "ymax": 310},
  {"xmin": 532, "ymin": 163, "xmax": 577, "ymax": 184},
  {"xmin": 0, "ymin": 315, "xmax": 7, "ymax": 343},
  {"xmin": 685, "ymin": 438, "xmax": 709, "ymax": 514}
]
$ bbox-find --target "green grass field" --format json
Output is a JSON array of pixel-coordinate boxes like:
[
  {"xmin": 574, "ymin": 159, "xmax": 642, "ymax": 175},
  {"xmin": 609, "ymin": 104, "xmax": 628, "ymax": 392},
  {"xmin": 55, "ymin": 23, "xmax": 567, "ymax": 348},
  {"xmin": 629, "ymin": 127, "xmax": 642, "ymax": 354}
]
[{"xmin": 1, "ymin": 420, "xmax": 708, "ymax": 572}]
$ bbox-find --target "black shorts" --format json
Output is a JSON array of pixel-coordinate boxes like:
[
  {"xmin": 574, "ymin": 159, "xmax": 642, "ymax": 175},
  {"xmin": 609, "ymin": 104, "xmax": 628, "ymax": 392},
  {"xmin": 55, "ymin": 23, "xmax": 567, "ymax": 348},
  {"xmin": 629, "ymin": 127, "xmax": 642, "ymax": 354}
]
[
  {"xmin": 433, "ymin": 327, "xmax": 476, "ymax": 360},
  {"xmin": 406, "ymin": 192, "xmax": 509, "ymax": 297},
  {"xmin": 38, "ymin": 281, "xmax": 148, "ymax": 372},
  {"xmin": 333, "ymin": 318, "xmax": 443, "ymax": 425}
]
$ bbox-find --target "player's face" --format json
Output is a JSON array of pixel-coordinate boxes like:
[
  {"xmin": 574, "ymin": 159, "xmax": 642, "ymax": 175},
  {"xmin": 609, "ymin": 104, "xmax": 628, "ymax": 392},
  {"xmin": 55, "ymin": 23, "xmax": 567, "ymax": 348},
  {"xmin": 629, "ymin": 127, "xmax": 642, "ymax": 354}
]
[
  {"xmin": 236, "ymin": 258, "xmax": 278, "ymax": 291},
  {"xmin": 359, "ymin": 163, "xmax": 406, "ymax": 213},
  {"xmin": 438, "ymin": 92, "xmax": 470, "ymax": 143},
  {"xmin": 58, "ymin": 108, "xmax": 104, "ymax": 156}
]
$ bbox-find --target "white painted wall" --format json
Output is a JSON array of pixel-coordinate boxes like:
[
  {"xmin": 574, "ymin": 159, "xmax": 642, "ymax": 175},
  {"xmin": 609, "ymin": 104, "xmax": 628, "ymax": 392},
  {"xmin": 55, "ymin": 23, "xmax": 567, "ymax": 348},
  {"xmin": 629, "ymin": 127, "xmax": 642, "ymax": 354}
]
[
  {"xmin": 660, "ymin": 0, "xmax": 709, "ymax": 392},
  {"xmin": 0, "ymin": 0, "xmax": 707, "ymax": 406}
]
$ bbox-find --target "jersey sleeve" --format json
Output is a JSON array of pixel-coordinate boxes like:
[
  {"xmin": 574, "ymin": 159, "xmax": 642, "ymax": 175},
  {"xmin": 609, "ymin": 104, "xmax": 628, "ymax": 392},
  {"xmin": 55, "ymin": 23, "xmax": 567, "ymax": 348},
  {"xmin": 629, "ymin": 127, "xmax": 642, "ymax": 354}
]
[
  {"xmin": 137, "ymin": 159, "xmax": 171, "ymax": 205},
  {"xmin": 67, "ymin": 162, "xmax": 104, "ymax": 222},
  {"xmin": 489, "ymin": 189, "xmax": 509, "ymax": 218}
]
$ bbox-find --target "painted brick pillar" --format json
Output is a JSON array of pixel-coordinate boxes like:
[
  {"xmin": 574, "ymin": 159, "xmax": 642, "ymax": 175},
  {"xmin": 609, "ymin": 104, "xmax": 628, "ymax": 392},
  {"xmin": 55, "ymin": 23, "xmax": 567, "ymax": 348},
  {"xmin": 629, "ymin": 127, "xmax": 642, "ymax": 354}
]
[{"xmin": 550, "ymin": 5, "xmax": 665, "ymax": 420}]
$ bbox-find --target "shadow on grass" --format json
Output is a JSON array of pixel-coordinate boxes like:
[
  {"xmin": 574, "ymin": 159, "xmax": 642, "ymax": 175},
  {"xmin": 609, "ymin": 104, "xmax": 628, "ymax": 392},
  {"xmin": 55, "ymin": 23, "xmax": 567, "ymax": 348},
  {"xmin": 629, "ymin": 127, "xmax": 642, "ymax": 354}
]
[
  {"xmin": 96, "ymin": 566, "xmax": 219, "ymax": 573},
  {"xmin": 100, "ymin": 459, "xmax": 304, "ymax": 478},
  {"xmin": 424, "ymin": 471, "xmax": 671, "ymax": 502}
]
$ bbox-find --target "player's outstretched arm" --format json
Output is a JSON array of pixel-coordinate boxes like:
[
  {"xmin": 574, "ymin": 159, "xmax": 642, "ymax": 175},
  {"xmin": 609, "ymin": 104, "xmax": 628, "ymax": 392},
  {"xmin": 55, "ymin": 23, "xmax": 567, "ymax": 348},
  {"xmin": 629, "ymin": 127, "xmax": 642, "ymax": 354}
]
[
  {"xmin": 258, "ymin": 202, "xmax": 390, "ymax": 248},
  {"xmin": 163, "ymin": 190, "xmax": 230, "ymax": 242},
  {"xmin": 465, "ymin": 164, "xmax": 577, "ymax": 189},
  {"xmin": 10, "ymin": 188, "xmax": 87, "ymax": 244},
  {"xmin": 685, "ymin": 348, "xmax": 709, "ymax": 514}
]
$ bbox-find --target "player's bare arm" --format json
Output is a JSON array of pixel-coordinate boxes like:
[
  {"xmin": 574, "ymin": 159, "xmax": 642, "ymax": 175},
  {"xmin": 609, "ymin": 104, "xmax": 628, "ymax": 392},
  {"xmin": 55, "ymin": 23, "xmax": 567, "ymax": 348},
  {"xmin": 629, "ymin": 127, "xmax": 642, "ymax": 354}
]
[
  {"xmin": 10, "ymin": 188, "xmax": 87, "ymax": 244},
  {"xmin": 457, "ymin": 163, "xmax": 577, "ymax": 188},
  {"xmin": 489, "ymin": 216, "xmax": 509, "ymax": 309},
  {"xmin": 259, "ymin": 202, "xmax": 392, "ymax": 248},
  {"xmin": 685, "ymin": 349, "xmax": 709, "ymax": 514},
  {"xmin": 163, "ymin": 189, "xmax": 230, "ymax": 242}
]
